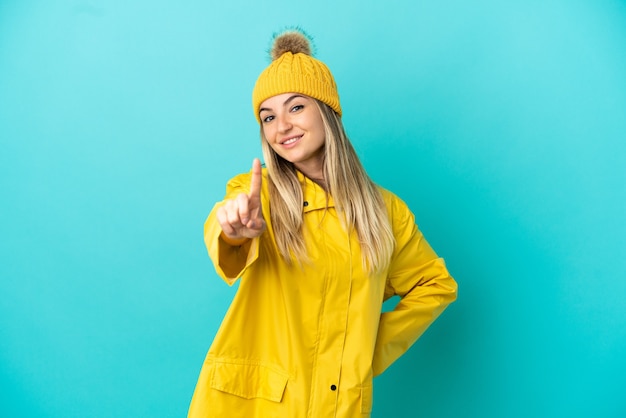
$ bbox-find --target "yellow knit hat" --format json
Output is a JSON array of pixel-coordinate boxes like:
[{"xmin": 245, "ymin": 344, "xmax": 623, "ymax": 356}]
[{"xmin": 252, "ymin": 29, "xmax": 342, "ymax": 123}]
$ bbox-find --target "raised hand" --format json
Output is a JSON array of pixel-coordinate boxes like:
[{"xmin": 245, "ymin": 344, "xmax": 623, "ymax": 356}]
[{"xmin": 216, "ymin": 158, "xmax": 266, "ymax": 243}]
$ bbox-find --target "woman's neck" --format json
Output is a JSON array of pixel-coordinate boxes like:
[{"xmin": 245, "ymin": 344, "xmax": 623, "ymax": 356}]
[
  {"xmin": 295, "ymin": 162, "xmax": 324, "ymax": 187},
  {"xmin": 296, "ymin": 166, "xmax": 327, "ymax": 191}
]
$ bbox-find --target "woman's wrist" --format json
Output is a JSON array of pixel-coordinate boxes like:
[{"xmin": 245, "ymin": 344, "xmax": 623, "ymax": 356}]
[{"xmin": 219, "ymin": 232, "xmax": 250, "ymax": 247}]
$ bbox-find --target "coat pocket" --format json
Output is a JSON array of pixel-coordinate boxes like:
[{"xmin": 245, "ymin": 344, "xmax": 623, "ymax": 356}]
[
  {"xmin": 360, "ymin": 383, "xmax": 373, "ymax": 414},
  {"xmin": 210, "ymin": 359, "xmax": 289, "ymax": 403}
]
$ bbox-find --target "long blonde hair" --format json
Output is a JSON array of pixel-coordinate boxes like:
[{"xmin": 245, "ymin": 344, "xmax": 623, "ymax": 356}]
[{"xmin": 261, "ymin": 100, "xmax": 395, "ymax": 274}]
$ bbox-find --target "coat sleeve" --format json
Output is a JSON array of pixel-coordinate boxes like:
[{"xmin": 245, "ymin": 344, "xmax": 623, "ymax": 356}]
[
  {"xmin": 204, "ymin": 173, "xmax": 261, "ymax": 285},
  {"xmin": 372, "ymin": 195, "xmax": 458, "ymax": 376}
]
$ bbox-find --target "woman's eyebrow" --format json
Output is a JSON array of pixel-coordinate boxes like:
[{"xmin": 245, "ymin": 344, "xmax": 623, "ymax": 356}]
[
  {"xmin": 283, "ymin": 94, "xmax": 305, "ymax": 106},
  {"xmin": 259, "ymin": 95, "xmax": 305, "ymax": 115}
]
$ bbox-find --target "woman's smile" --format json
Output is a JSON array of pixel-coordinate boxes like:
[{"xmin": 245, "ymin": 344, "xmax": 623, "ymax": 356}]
[{"xmin": 280, "ymin": 134, "xmax": 303, "ymax": 146}]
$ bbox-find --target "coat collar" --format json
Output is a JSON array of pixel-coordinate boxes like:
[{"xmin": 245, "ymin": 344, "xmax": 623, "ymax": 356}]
[{"xmin": 297, "ymin": 170, "xmax": 335, "ymax": 213}]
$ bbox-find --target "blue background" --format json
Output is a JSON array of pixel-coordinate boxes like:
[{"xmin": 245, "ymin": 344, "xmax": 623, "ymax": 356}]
[{"xmin": 1, "ymin": 0, "xmax": 625, "ymax": 416}]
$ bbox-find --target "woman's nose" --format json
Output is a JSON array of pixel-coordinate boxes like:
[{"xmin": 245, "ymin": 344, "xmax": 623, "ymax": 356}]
[{"xmin": 277, "ymin": 116, "xmax": 292, "ymax": 133}]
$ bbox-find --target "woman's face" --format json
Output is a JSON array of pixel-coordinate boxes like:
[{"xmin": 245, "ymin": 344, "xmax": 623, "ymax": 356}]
[{"xmin": 259, "ymin": 93, "xmax": 326, "ymax": 177}]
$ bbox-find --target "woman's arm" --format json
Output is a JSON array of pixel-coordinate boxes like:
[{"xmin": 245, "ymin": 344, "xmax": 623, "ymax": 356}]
[
  {"xmin": 204, "ymin": 160, "xmax": 265, "ymax": 284},
  {"xmin": 372, "ymin": 196, "xmax": 458, "ymax": 376}
]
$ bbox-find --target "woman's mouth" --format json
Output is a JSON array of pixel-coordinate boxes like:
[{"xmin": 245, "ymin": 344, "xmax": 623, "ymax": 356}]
[{"xmin": 281, "ymin": 135, "xmax": 303, "ymax": 145}]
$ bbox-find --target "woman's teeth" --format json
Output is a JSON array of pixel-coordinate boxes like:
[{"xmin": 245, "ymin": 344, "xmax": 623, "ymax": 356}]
[{"xmin": 283, "ymin": 136, "xmax": 300, "ymax": 145}]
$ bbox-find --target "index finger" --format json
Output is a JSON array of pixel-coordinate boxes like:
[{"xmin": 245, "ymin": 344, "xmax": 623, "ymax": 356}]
[{"xmin": 248, "ymin": 158, "xmax": 262, "ymax": 199}]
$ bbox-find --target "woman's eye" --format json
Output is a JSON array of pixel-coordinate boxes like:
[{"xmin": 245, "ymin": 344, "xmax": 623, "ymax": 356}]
[
  {"xmin": 291, "ymin": 105, "xmax": 304, "ymax": 112},
  {"xmin": 262, "ymin": 115, "xmax": 274, "ymax": 123}
]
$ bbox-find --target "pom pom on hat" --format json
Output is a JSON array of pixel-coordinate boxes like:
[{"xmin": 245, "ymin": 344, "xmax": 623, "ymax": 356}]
[
  {"xmin": 270, "ymin": 29, "xmax": 313, "ymax": 60},
  {"xmin": 252, "ymin": 28, "xmax": 342, "ymax": 123}
]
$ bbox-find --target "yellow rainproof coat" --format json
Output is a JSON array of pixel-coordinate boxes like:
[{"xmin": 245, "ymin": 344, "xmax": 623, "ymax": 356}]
[{"xmin": 188, "ymin": 169, "xmax": 457, "ymax": 418}]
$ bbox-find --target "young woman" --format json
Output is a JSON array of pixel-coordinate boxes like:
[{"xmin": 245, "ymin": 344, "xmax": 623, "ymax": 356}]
[{"xmin": 188, "ymin": 29, "xmax": 457, "ymax": 418}]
